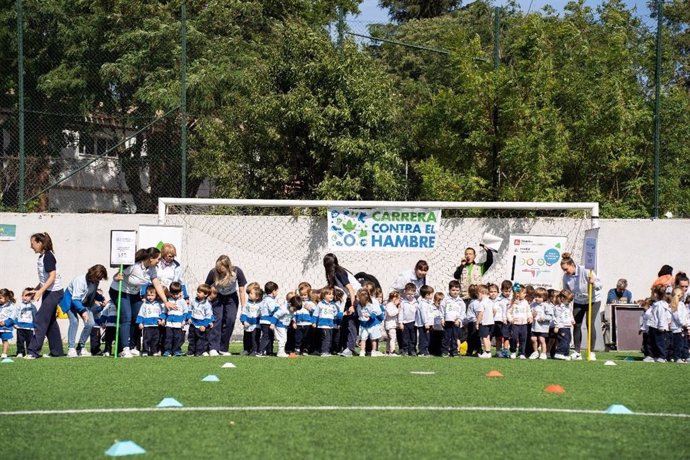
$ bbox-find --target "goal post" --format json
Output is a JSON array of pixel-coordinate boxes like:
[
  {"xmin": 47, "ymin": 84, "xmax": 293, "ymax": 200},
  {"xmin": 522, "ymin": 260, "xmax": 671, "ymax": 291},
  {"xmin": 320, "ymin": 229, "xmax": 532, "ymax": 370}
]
[{"xmin": 156, "ymin": 198, "xmax": 599, "ymax": 300}]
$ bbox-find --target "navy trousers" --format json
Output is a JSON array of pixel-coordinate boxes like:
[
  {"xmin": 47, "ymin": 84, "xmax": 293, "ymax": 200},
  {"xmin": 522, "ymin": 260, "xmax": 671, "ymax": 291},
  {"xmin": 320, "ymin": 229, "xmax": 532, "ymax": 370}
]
[
  {"xmin": 28, "ymin": 289, "xmax": 64, "ymax": 357},
  {"xmin": 442, "ymin": 322, "xmax": 460, "ymax": 356}
]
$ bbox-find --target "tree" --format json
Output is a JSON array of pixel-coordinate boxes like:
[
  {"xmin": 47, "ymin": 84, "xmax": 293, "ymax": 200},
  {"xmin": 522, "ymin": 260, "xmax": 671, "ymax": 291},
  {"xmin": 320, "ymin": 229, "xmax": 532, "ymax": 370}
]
[{"xmin": 379, "ymin": 0, "xmax": 462, "ymax": 22}]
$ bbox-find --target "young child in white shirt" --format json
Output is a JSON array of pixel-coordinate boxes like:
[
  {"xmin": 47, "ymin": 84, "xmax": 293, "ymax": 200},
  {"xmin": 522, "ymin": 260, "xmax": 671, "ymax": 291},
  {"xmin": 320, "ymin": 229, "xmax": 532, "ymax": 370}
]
[
  {"xmin": 529, "ymin": 287, "xmax": 551, "ymax": 360},
  {"xmin": 553, "ymin": 289, "xmax": 575, "ymax": 360},
  {"xmin": 384, "ymin": 291, "xmax": 401, "ymax": 355},
  {"xmin": 475, "ymin": 285, "xmax": 494, "ymax": 358},
  {"xmin": 507, "ymin": 284, "xmax": 532, "ymax": 359},
  {"xmin": 416, "ymin": 285, "xmax": 435, "ymax": 357},
  {"xmin": 15, "ymin": 288, "xmax": 37, "ymax": 358},
  {"xmin": 240, "ymin": 283, "xmax": 263, "ymax": 356},
  {"xmin": 441, "ymin": 280, "xmax": 465, "ymax": 357},
  {"xmin": 397, "ymin": 283, "xmax": 419, "ymax": 356}
]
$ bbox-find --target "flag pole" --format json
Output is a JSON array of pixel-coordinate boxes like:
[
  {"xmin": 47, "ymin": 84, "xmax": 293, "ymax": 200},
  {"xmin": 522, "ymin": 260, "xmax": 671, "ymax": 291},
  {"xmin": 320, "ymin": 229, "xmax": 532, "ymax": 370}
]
[
  {"xmin": 587, "ymin": 269, "xmax": 593, "ymax": 361},
  {"xmin": 114, "ymin": 264, "xmax": 123, "ymax": 359}
]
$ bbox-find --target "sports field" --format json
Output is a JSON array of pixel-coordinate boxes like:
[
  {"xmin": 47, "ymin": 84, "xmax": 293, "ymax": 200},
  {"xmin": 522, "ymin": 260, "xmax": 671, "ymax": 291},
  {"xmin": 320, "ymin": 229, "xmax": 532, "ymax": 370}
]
[{"xmin": 1, "ymin": 349, "xmax": 688, "ymax": 459}]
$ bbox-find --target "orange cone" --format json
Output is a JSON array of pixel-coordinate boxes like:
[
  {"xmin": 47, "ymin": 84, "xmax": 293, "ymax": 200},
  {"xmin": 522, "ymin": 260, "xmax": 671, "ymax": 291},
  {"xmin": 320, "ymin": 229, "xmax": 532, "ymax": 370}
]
[
  {"xmin": 486, "ymin": 370, "xmax": 504, "ymax": 378},
  {"xmin": 544, "ymin": 384, "xmax": 566, "ymax": 394},
  {"xmin": 288, "ymin": 353, "xmax": 298, "ymax": 359}
]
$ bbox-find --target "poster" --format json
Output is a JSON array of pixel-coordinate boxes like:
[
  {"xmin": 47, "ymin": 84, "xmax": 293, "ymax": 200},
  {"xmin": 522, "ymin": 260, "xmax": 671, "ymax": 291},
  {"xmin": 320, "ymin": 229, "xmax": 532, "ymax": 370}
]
[
  {"xmin": 328, "ymin": 208, "xmax": 441, "ymax": 251},
  {"xmin": 138, "ymin": 225, "xmax": 184, "ymax": 263},
  {"xmin": 0, "ymin": 224, "xmax": 16, "ymax": 241},
  {"xmin": 110, "ymin": 230, "xmax": 137, "ymax": 267},
  {"xmin": 508, "ymin": 234, "xmax": 567, "ymax": 289},
  {"xmin": 583, "ymin": 228, "xmax": 599, "ymax": 272}
]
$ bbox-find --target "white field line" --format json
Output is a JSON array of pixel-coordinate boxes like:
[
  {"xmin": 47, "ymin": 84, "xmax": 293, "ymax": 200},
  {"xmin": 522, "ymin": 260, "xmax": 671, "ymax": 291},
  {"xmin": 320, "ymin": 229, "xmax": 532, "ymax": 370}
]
[{"xmin": 0, "ymin": 406, "xmax": 689, "ymax": 418}]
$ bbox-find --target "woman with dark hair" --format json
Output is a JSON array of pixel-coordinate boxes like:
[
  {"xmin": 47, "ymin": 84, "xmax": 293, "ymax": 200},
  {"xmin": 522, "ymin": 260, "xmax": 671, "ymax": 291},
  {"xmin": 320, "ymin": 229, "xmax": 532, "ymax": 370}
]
[
  {"xmin": 651, "ymin": 265, "xmax": 674, "ymax": 292},
  {"xmin": 560, "ymin": 252, "xmax": 602, "ymax": 360},
  {"xmin": 110, "ymin": 247, "xmax": 173, "ymax": 358},
  {"xmin": 391, "ymin": 260, "xmax": 429, "ymax": 297},
  {"xmin": 205, "ymin": 255, "xmax": 247, "ymax": 356},
  {"xmin": 26, "ymin": 232, "xmax": 64, "ymax": 359},
  {"xmin": 323, "ymin": 253, "xmax": 360, "ymax": 357},
  {"xmin": 62, "ymin": 264, "xmax": 108, "ymax": 357}
]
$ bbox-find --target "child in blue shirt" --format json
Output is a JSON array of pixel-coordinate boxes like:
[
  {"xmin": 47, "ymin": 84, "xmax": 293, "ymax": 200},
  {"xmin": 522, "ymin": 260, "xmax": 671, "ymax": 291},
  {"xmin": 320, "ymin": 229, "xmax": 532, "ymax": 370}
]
[
  {"xmin": 356, "ymin": 289, "xmax": 384, "ymax": 357},
  {"xmin": 164, "ymin": 281, "xmax": 187, "ymax": 357},
  {"xmin": 240, "ymin": 283, "xmax": 263, "ymax": 356},
  {"xmin": 272, "ymin": 294, "xmax": 300, "ymax": 357},
  {"xmin": 258, "ymin": 282, "xmax": 280, "ymax": 357},
  {"xmin": 188, "ymin": 284, "xmax": 214, "ymax": 356},
  {"xmin": 553, "ymin": 289, "xmax": 575, "ymax": 360},
  {"xmin": 294, "ymin": 282, "xmax": 315, "ymax": 355},
  {"xmin": 99, "ymin": 300, "xmax": 118, "ymax": 356},
  {"xmin": 136, "ymin": 286, "xmax": 166, "ymax": 356},
  {"xmin": 312, "ymin": 288, "xmax": 338, "ymax": 356},
  {"xmin": 0, "ymin": 289, "xmax": 17, "ymax": 359},
  {"xmin": 15, "ymin": 288, "xmax": 37, "ymax": 358}
]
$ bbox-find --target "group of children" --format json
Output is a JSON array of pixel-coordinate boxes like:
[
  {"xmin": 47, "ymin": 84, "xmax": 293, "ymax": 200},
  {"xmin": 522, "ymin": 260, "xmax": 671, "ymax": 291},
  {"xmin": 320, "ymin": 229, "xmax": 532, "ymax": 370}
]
[
  {"xmin": 235, "ymin": 278, "xmax": 580, "ymax": 360},
  {"xmin": 639, "ymin": 285, "xmax": 690, "ymax": 363},
  {"xmin": 4, "ymin": 276, "xmax": 687, "ymax": 362}
]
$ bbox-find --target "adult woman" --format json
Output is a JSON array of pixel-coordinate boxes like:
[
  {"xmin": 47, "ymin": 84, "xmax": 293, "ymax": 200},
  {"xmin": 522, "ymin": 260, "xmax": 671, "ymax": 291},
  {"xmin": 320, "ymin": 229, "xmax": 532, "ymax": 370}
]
[
  {"xmin": 204, "ymin": 255, "xmax": 247, "ymax": 356},
  {"xmin": 560, "ymin": 252, "xmax": 602, "ymax": 360},
  {"xmin": 27, "ymin": 232, "xmax": 65, "ymax": 359},
  {"xmin": 62, "ymin": 264, "xmax": 108, "ymax": 357},
  {"xmin": 453, "ymin": 244, "xmax": 493, "ymax": 298},
  {"xmin": 155, "ymin": 243, "xmax": 186, "ymax": 294},
  {"xmin": 323, "ymin": 253, "xmax": 360, "ymax": 357},
  {"xmin": 110, "ymin": 247, "xmax": 172, "ymax": 358},
  {"xmin": 391, "ymin": 260, "xmax": 429, "ymax": 296}
]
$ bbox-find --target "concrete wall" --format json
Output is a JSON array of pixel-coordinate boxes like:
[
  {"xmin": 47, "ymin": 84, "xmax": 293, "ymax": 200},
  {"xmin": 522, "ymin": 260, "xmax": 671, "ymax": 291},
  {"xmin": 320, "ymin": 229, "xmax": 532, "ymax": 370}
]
[{"xmin": 1, "ymin": 212, "xmax": 687, "ymax": 350}]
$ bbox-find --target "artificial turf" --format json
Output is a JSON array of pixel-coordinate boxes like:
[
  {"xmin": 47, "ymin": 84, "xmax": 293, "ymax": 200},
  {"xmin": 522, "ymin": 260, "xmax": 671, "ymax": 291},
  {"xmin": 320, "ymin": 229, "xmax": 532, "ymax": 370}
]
[{"xmin": 1, "ymin": 349, "xmax": 688, "ymax": 459}]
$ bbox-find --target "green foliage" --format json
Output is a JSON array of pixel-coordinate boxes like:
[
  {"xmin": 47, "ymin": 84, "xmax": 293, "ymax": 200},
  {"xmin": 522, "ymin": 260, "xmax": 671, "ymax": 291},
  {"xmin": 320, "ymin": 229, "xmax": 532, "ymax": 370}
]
[{"xmin": 379, "ymin": 0, "xmax": 463, "ymax": 22}]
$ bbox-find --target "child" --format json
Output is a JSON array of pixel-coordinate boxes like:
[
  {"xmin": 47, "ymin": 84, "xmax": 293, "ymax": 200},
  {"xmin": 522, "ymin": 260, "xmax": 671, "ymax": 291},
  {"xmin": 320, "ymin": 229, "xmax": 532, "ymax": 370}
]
[
  {"xmin": 295, "ymin": 282, "xmax": 315, "ymax": 354},
  {"xmin": 507, "ymin": 284, "xmax": 532, "ymax": 359},
  {"xmin": 496, "ymin": 280, "xmax": 513, "ymax": 357},
  {"xmin": 15, "ymin": 288, "xmax": 37, "ymax": 358},
  {"xmin": 465, "ymin": 284, "xmax": 481, "ymax": 357},
  {"xmin": 397, "ymin": 283, "xmax": 419, "ymax": 356},
  {"xmin": 240, "ymin": 283, "xmax": 263, "ymax": 356},
  {"xmin": 441, "ymin": 280, "xmax": 464, "ymax": 357},
  {"xmin": 475, "ymin": 285, "xmax": 494, "ymax": 359},
  {"xmin": 384, "ymin": 292, "xmax": 401, "ymax": 355},
  {"xmin": 545, "ymin": 289, "xmax": 559, "ymax": 358},
  {"xmin": 649, "ymin": 285, "xmax": 672, "ymax": 362},
  {"xmin": 0, "ymin": 289, "xmax": 17, "ymax": 359},
  {"xmin": 356, "ymin": 289, "xmax": 384, "ymax": 357},
  {"xmin": 529, "ymin": 287, "xmax": 551, "ymax": 360},
  {"xmin": 271, "ymin": 295, "xmax": 300, "ymax": 357},
  {"xmin": 669, "ymin": 287, "xmax": 689, "ymax": 363},
  {"xmin": 100, "ymin": 300, "xmax": 118, "ymax": 356},
  {"xmin": 312, "ymin": 288, "xmax": 339, "ymax": 356},
  {"xmin": 188, "ymin": 284, "xmax": 214, "ymax": 357},
  {"xmin": 332, "ymin": 289, "xmax": 346, "ymax": 355},
  {"xmin": 163, "ymin": 282, "xmax": 187, "ymax": 357},
  {"xmin": 416, "ymin": 285, "xmax": 435, "ymax": 357},
  {"xmin": 430, "ymin": 292, "xmax": 445, "ymax": 356},
  {"xmin": 136, "ymin": 286, "xmax": 166, "ymax": 356},
  {"xmin": 258, "ymin": 282, "xmax": 280, "ymax": 357},
  {"xmin": 639, "ymin": 298, "xmax": 654, "ymax": 362},
  {"xmin": 553, "ymin": 289, "xmax": 575, "ymax": 360},
  {"xmin": 488, "ymin": 284, "xmax": 505, "ymax": 358}
]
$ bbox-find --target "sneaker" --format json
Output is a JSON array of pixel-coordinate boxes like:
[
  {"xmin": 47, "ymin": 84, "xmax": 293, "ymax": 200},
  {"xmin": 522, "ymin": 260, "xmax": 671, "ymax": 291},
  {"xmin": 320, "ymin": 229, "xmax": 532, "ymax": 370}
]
[
  {"xmin": 201, "ymin": 352, "xmax": 209, "ymax": 357},
  {"xmin": 553, "ymin": 353, "xmax": 568, "ymax": 360},
  {"xmin": 539, "ymin": 353, "xmax": 548, "ymax": 360},
  {"xmin": 656, "ymin": 358, "xmax": 667, "ymax": 363},
  {"xmin": 529, "ymin": 352, "xmax": 539, "ymax": 360},
  {"xmin": 67, "ymin": 348, "xmax": 78, "ymax": 358},
  {"xmin": 0, "ymin": 353, "xmax": 6, "ymax": 359},
  {"xmin": 153, "ymin": 352, "xmax": 161, "ymax": 357},
  {"xmin": 359, "ymin": 351, "xmax": 366, "ymax": 357},
  {"xmin": 129, "ymin": 348, "xmax": 140, "ymax": 357},
  {"xmin": 16, "ymin": 353, "xmax": 23, "ymax": 359},
  {"xmin": 209, "ymin": 350, "xmax": 220, "ymax": 357},
  {"xmin": 240, "ymin": 351, "xmax": 249, "ymax": 356},
  {"xmin": 320, "ymin": 353, "xmax": 332, "ymax": 357},
  {"xmin": 510, "ymin": 353, "xmax": 517, "ymax": 359},
  {"xmin": 141, "ymin": 353, "xmax": 149, "ymax": 357},
  {"xmin": 25, "ymin": 354, "xmax": 36, "ymax": 360},
  {"xmin": 249, "ymin": 352, "xmax": 257, "ymax": 357},
  {"xmin": 163, "ymin": 351, "xmax": 172, "ymax": 357},
  {"xmin": 79, "ymin": 349, "xmax": 92, "ymax": 357},
  {"xmin": 570, "ymin": 352, "xmax": 582, "ymax": 360},
  {"xmin": 588, "ymin": 352, "xmax": 597, "ymax": 361},
  {"xmin": 494, "ymin": 352, "xmax": 502, "ymax": 358},
  {"xmin": 478, "ymin": 352, "xmax": 492, "ymax": 359},
  {"xmin": 120, "ymin": 349, "xmax": 133, "ymax": 358},
  {"xmin": 255, "ymin": 353, "xmax": 267, "ymax": 357},
  {"xmin": 277, "ymin": 352, "xmax": 289, "ymax": 358},
  {"xmin": 519, "ymin": 355, "xmax": 526, "ymax": 360},
  {"xmin": 103, "ymin": 352, "xmax": 111, "ymax": 357},
  {"xmin": 642, "ymin": 356, "xmax": 655, "ymax": 363},
  {"xmin": 371, "ymin": 350, "xmax": 384, "ymax": 357},
  {"xmin": 219, "ymin": 351, "xmax": 231, "ymax": 356},
  {"xmin": 339, "ymin": 349, "xmax": 353, "ymax": 357}
]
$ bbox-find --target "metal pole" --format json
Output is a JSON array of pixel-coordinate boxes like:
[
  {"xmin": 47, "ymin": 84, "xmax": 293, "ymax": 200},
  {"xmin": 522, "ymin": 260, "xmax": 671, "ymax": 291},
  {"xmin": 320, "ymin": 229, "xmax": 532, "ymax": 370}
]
[
  {"xmin": 336, "ymin": 6, "xmax": 345, "ymax": 50},
  {"xmin": 653, "ymin": 0, "xmax": 663, "ymax": 219},
  {"xmin": 180, "ymin": 1, "xmax": 188, "ymax": 198},
  {"xmin": 492, "ymin": 7, "xmax": 500, "ymax": 199},
  {"xmin": 17, "ymin": 0, "xmax": 25, "ymax": 212}
]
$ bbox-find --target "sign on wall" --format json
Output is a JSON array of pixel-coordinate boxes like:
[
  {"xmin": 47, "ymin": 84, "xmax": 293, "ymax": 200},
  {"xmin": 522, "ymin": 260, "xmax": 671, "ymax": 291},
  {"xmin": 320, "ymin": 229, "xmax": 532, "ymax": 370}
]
[
  {"xmin": 328, "ymin": 208, "xmax": 441, "ymax": 251},
  {"xmin": 508, "ymin": 234, "xmax": 567, "ymax": 289},
  {"xmin": 583, "ymin": 227, "xmax": 599, "ymax": 272},
  {"xmin": 138, "ymin": 225, "xmax": 184, "ymax": 263}
]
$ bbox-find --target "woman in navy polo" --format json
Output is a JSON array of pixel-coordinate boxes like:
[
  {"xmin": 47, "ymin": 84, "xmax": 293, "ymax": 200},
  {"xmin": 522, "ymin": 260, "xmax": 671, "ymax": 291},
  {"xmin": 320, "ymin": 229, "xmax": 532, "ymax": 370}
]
[{"xmin": 205, "ymin": 255, "xmax": 247, "ymax": 356}]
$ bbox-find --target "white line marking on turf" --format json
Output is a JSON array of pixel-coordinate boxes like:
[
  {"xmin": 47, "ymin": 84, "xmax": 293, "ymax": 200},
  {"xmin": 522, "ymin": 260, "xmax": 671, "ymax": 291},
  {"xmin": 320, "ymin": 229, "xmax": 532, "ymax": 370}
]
[{"xmin": 0, "ymin": 406, "xmax": 688, "ymax": 418}]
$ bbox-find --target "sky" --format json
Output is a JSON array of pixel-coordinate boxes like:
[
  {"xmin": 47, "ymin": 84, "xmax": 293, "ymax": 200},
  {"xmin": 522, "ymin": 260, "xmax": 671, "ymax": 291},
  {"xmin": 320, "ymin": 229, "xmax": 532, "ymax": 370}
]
[{"xmin": 352, "ymin": 0, "xmax": 655, "ymax": 25}]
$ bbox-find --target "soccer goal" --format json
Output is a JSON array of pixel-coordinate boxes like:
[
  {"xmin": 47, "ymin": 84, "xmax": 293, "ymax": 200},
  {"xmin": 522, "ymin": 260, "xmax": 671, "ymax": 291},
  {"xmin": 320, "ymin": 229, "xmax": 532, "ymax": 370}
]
[{"xmin": 157, "ymin": 198, "xmax": 598, "ymax": 295}]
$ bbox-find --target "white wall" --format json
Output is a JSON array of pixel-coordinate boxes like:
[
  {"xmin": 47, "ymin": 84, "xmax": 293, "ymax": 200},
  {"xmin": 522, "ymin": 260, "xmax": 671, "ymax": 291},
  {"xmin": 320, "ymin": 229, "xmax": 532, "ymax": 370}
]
[{"xmin": 1, "ymin": 212, "xmax": 687, "ymax": 350}]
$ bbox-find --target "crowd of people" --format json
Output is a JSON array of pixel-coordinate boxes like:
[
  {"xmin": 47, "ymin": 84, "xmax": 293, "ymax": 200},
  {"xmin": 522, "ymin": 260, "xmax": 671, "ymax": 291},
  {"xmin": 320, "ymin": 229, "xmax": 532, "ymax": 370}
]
[{"xmin": 0, "ymin": 232, "xmax": 687, "ymax": 362}]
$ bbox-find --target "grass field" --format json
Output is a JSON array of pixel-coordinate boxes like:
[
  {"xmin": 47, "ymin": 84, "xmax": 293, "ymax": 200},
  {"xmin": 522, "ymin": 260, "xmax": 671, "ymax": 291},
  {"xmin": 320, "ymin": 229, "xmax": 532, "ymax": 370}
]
[{"xmin": 1, "ymin": 347, "xmax": 689, "ymax": 459}]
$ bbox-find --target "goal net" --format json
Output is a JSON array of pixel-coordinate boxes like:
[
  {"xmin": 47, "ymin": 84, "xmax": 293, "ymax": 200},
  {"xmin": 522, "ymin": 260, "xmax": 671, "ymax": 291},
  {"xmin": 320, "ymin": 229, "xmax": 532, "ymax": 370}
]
[{"xmin": 159, "ymin": 198, "xmax": 598, "ymax": 297}]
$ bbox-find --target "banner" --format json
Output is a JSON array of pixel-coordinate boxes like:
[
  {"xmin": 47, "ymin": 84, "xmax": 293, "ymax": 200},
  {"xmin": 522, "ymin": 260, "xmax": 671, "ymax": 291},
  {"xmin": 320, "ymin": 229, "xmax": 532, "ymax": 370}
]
[
  {"xmin": 583, "ymin": 227, "xmax": 599, "ymax": 272},
  {"xmin": 328, "ymin": 208, "xmax": 441, "ymax": 251},
  {"xmin": 110, "ymin": 230, "xmax": 137, "ymax": 268},
  {"xmin": 508, "ymin": 234, "xmax": 567, "ymax": 289}
]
